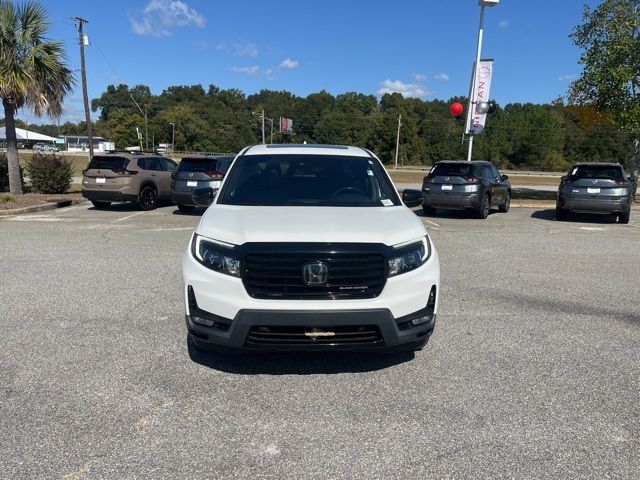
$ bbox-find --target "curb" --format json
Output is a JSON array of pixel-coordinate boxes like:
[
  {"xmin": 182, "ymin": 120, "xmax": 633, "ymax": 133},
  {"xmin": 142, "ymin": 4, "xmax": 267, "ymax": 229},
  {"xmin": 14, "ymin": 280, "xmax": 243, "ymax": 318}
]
[{"xmin": 0, "ymin": 198, "xmax": 87, "ymax": 216}]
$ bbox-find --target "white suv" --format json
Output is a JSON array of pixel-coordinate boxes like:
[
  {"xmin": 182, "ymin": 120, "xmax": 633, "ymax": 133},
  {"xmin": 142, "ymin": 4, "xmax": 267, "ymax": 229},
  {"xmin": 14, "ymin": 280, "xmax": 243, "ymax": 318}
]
[{"xmin": 182, "ymin": 144, "xmax": 440, "ymax": 353}]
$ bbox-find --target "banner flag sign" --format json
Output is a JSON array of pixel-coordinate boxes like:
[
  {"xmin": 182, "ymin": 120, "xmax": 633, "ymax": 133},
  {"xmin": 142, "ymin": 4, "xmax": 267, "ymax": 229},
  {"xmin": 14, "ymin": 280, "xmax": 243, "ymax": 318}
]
[
  {"xmin": 279, "ymin": 117, "xmax": 293, "ymax": 134},
  {"xmin": 465, "ymin": 59, "xmax": 494, "ymax": 135}
]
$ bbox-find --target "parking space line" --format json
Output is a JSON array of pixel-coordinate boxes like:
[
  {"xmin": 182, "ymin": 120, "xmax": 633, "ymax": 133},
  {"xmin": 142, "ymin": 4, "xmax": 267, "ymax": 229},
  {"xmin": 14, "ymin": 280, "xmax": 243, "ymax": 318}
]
[
  {"xmin": 424, "ymin": 219, "xmax": 440, "ymax": 228},
  {"xmin": 112, "ymin": 211, "xmax": 146, "ymax": 223}
]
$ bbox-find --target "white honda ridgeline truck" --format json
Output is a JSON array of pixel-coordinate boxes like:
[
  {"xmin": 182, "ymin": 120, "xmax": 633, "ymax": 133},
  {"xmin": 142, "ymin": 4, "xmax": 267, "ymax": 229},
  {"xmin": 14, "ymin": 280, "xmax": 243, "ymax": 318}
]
[{"xmin": 182, "ymin": 144, "xmax": 440, "ymax": 353}]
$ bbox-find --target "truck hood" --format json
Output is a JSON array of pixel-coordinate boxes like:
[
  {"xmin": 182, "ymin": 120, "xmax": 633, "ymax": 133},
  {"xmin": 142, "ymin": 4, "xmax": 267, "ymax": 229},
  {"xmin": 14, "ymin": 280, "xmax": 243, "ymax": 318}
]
[{"xmin": 196, "ymin": 205, "xmax": 427, "ymax": 246}]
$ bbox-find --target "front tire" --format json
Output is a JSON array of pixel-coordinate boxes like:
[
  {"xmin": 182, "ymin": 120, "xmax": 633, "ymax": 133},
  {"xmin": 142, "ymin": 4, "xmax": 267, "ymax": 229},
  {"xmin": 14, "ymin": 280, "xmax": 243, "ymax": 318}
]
[
  {"xmin": 476, "ymin": 193, "xmax": 491, "ymax": 219},
  {"xmin": 499, "ymin": 192, "xmax": 510, "ymax": 213},
  {"xmin": 138, "ymin": 186, "xmax": 158, "ymax": 211},
  {"xmin": 91, "ymin": 200, "xmax": 111, "ymax": 210}
]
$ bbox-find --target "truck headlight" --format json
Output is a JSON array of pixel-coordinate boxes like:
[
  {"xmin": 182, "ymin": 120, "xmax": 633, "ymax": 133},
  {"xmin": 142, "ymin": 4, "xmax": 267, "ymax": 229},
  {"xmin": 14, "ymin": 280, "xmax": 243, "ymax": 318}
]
[
  {"xmin": 191, "ymin": 234, "xmax": 241, "ymax": 277},
  {"xmin": 387, "ymin": 236, "xmax": 430, "ymax": 277}
]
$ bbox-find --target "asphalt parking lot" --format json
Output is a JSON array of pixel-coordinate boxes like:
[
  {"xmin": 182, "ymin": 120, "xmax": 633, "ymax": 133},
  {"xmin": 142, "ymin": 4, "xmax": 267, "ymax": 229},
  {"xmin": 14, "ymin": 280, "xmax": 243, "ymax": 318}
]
[{"xmin": 1, "ymin": 203, "xmax": 638, "ymax": 479}]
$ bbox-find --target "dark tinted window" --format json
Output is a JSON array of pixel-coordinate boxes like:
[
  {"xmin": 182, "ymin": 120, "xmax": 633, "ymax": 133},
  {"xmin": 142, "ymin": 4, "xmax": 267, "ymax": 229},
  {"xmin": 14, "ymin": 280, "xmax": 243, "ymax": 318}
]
[
  {"xmin": 217, "ymin": 157, "xmax": 234, "ymax": 174},
  {"xmin": 490, "ymin": 165, "xmax": 501, "ymax": 178},
  {"xmin": 161, "ymin": 158, "xmax": 177, "ymax": 172},
  {"xmin": 219, "ymin": 154, "xmax": 400, "ymax": 207},
  {"xmin": 146, "ymin": 157, "xmax": 163, "ymax": 171},
  {"xmin": 177, "ymin": 157, "xmax": 221, "ymax": 173},
  {"xmin": 429, "ymin": 163, "xmax": 474, "ymax": 177},
  {"xmin": 570, "ymin": 165, "xmax": 624, "ymax": 180},
  {"xmin": 87, "ymin": 156, "xmax": 129, "ymax": 171}
]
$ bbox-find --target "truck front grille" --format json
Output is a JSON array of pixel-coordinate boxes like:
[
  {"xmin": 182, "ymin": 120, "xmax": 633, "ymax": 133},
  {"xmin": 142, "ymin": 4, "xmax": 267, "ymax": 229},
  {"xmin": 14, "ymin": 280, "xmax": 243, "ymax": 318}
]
[{"xmin": 242, "ymin": 250, "xmax": 387, "ymax": 300}]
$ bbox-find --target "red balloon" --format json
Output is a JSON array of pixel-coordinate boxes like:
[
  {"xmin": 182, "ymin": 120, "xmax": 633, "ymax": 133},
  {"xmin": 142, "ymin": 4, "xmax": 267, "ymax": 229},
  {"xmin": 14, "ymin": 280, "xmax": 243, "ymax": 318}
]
[{"xmin": 450, "ymin": 102, "xmax": 464, "ymax": 117}]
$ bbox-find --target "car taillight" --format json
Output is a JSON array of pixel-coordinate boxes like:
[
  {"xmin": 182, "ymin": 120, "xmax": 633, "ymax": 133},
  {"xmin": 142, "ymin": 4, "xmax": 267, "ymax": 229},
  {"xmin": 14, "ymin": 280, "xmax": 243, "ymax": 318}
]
[
  {"xmin": 614, "ymin": 178, "xmax": 629, "ymax": 185},
  {"xmin": 204, "ymin": 170, "xmax": 223, "ymax": 179},
  {"xmin": 113, "ymin": 168, "xmax": 138, "ymax": 175},
  {"xmin": 462, "ymin": 175, "xmax": 479, "ymax": 183}
]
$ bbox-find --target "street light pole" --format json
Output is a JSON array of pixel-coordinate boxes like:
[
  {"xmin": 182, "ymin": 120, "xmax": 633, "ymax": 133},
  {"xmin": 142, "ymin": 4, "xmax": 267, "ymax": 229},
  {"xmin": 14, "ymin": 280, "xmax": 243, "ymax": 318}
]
[
  {"xmin": 466, "ymin": 0, "xmax": 498, "ymax": 162},
  {"xmin": 261, "ymin": 109, "xmax": 266, "ymax": 144},
  {"xmin": 169, "ymin": 122, "xmax": 175, "ymax": 152}
]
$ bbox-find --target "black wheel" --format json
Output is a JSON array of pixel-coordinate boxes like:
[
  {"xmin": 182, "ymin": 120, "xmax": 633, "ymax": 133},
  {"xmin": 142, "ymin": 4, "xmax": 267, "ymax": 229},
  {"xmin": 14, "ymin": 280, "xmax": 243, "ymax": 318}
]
[
  {"xmin": 618, "ymin": 208, "xmax": 630, "ymax": 224},
  {"xmin": 499, "ymin": 192, "xmax": 510, "ymax": 213},
  {"xmin": 138, "ymin": 186, "xmax": 158, "ymax": 211},
  {"xmin": 91, "ymin": 200, "xmax": 111, "ymax": 209},
  {"xmin": 555, "ymin": 206, "xmax": 568, "ymax": 220},
  {"xmin": 476, "ymin": 193, "xmax": 491, "ymax": 219},
  {"xmin": 177, "ymin": 204, "xmax": 196, "ymax": 213},
  {"xmin": 422, "ymin": 205, "xmax": 436, "ymax": 216}
]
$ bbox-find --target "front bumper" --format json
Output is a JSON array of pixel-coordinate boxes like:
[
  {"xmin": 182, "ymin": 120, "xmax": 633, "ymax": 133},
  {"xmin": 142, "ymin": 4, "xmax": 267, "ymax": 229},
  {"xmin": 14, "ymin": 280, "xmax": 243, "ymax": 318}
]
[
  {"xmin": 186, "ymin": 308, "xmax": 435, "ymax": 352},
  {"xmin": 183, "ymin": 241, "xmax": 440, "ymax": 352},
  {"xmin": 422, "ymin": 191, "xmax": 482, "ymax": 210}
]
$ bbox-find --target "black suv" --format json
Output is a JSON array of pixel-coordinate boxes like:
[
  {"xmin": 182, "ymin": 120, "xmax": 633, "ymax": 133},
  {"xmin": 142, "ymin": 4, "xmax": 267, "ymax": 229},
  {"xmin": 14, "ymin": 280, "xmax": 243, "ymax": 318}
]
[
  {"xmin": 421, "ymin": 160, "xmax": 511, "ymax": 218},
  {"xmin": 556, "ymin": 162, "xmax": 633, "ymax": 223},
  {"xmin": 171, "ymin": 155, "xmax": 234, "ymax": 213}
]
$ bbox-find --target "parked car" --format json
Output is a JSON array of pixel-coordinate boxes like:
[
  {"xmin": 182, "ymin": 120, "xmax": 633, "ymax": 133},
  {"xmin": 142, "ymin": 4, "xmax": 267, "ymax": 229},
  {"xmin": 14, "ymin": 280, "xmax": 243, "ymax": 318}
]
[
  {"xmin": 171, "ymin": 155, "xmax": 235, "ymax": 213},
  {"xmin": 16, "ymin": 142, "xmax": 26, "ymax": 149},
  {"xmin": 81, "ymin": 153, "xmax": 177, "ymax": 210},
  {"xmin": 32, "ymin": 142, "xmax": 59, "ymax": 152},
  {"xmin": 556, "ymin": 162, "xmax": 633, "ymax": 223},
  {"xmin": 420, "ymin": 160, "xmax": 511, "ymax": 218},
  {"xmin": 183, "ymin": 144, "xmax": 440, "ymax": 353}
]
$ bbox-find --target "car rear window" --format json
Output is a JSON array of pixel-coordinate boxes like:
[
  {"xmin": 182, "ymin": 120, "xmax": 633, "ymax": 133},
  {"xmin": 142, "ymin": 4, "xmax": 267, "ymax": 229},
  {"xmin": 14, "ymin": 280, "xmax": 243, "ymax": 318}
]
[
  {"xmin": 177, "ymin": 157, "xmax": 234, "ymax": 174},
  {"xmin": 86, "ymin": 156, "xmax": 128, "ymax": 171},
  {"xmin": 570, "ymin": 165, "xmax": 624, "ymax": 180},
  {"xmin": 429, "ymin": 163, "xmax": 475, "ymax": 177}
]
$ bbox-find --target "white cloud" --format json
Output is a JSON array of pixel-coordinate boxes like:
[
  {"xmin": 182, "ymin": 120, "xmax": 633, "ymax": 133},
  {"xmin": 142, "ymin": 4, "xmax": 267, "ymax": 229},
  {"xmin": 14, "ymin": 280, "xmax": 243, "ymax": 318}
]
[
  {"xmin": 559, "ymin": 74, "xmax": 578, "ymax": 81},
  {"xmin": 265, "ymin": 69, "xmax": 275, "ymax": 80},
  {"xmin": 231, "ymin": 66, "xmax": 260, "ymax": 75},
  {"xmin": 279, "ymin": 58, "xmax": 299, "ymax": 70},
  {"xmin": 377, "ymin": 79, "xmax": 433, "ymax": 98},
  {"xmin": 129, "ymin": 0, "xmax": 205, "ymax": 37},
  {"xmin": 232, "ymin": 42, "xmax": 259, "ymax": 57},
  {"xmin": 412, "ymin": 73, "xmax": 426, "ymax": 81},
  {"xmin": 434, "ymin": 73, "xmax": 450, "ymax": 81},
  {"xmin": 498, "ymin": 20, "xmax": 509, "ymax": 29}
]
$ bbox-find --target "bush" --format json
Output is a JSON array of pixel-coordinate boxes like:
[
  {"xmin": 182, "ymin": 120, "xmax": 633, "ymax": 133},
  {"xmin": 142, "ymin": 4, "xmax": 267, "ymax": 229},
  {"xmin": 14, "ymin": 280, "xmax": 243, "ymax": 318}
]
[
  {"xmin": 26, "ymin": 153, "xmax": 73, "ymax": 194},
  {"xmin": 0, "ymin": 193, "xmax": 16, "ymax": 203},
  {"xmin": 0, "ymin": 152, "xmax": 25, "ymax": 192}
]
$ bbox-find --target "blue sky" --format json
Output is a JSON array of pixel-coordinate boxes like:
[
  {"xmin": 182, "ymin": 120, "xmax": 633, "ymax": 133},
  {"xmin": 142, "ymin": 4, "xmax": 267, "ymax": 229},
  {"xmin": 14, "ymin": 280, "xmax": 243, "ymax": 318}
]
[{"xmin": 23, "ymin": 0, "xmax": 599, "ymax": 124}]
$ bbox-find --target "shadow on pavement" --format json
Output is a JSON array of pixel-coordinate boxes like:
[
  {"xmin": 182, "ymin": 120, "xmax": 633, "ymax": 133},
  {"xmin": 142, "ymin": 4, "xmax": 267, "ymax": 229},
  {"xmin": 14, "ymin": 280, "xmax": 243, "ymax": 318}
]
[
  {"xmin": 171, "ymin": 207, "xmax": 205, "ymax": 216},
  {"xmin": 187, "ymin": 335, "xmax": 416, "ymax": 375},
  {"xmin": 531, "ymin": 209, "xmax": 619, "ymax": 224}
]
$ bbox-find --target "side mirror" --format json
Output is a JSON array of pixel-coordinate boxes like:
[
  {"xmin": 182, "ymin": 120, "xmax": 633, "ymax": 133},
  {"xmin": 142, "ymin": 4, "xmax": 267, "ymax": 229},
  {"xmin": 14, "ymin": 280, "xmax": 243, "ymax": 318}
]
[
  {"xmin": 192, "ymin": 187, "xmax": 215, "ymax": 207},
  {"xmin": 402, "ymin": 189, "xmax": 424, "ymax": 208},
  {"xmin": 560, "ymin": 175, "xmax": 567, "ymax": 182},
  {"xmin": 501, "ymin": 174, "xmax": 509, "ymax": 181}
]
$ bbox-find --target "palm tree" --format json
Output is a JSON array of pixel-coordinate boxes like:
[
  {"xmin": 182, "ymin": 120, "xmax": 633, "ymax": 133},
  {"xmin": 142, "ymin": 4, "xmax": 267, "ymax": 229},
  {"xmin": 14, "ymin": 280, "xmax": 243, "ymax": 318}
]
[{"xmin": 0, "ymin": 1, "xmax": 74, "ymax": 194}]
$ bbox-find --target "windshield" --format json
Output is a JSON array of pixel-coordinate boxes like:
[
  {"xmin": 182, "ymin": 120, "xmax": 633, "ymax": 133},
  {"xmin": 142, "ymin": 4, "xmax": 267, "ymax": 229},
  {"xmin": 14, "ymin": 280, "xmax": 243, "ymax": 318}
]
[
  {"xmin": 218, "ymin": 154, "xmax": 400, "ymax": 207},
  {"xmin": 569, "ymin": 165, "xmax": 625, "ymax": 180},
  {"xmin": 429, "ymin": 163, "xmax": 474, "ymax": 177}
]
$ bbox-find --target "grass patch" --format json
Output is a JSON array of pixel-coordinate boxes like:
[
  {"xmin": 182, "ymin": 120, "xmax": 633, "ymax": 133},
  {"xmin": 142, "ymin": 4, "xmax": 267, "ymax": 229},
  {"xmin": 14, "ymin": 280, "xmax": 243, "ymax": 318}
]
[
  {"xmin": 0, "ymin": 193, "xmax": 17, "ymax": 203},
  {"xmin": 511, "ymin": 188, "xmax": 557, "ymax": 201}
]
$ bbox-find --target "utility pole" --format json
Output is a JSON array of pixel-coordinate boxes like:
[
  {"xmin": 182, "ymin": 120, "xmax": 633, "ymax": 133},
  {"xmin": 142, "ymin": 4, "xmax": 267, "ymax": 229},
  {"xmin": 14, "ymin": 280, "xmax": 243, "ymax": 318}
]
[
  {"xmin": 74, "ymin": 17, "xmax": 93, "ymax": 160},
  {"xmin": 144, "ymin": 105, "xmax": 148, "ymax": 150},
  {"xmin": 394, "ymin": 114, "xmax": 402, "ymax": 169},
  {"xmin": 261, "ymin": 109, "xmax": 266, "ymax": 144}
]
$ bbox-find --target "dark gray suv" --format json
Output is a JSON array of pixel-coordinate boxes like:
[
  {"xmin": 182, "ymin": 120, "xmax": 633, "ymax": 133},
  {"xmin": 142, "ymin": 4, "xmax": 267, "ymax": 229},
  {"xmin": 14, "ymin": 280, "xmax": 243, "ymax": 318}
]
[
  {"xmin": 421, "ymin": 160, "xmax": 511, "ymax": 219},
  {"xmin": 556, "ymin": 162, "xmax": 633, "ymax": 223},
  {"xmin": 171, "ymin": 155, "xmax": 234, "ymax": 213}
]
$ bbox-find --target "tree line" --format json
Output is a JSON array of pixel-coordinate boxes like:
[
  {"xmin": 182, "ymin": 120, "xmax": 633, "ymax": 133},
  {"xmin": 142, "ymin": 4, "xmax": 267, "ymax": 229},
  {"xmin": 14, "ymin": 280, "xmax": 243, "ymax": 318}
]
[{"xmin": 16, "ymin": 83, "xmax": 631, "ymax": 172}]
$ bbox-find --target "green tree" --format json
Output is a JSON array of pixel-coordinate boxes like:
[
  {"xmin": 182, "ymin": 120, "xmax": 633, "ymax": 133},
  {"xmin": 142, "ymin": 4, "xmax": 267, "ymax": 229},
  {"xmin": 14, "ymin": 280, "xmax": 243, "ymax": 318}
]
[
  {"xmin": 570, "ymin": 0, "xmax": 640, "ymax": 182},
  {"xmin": 0, "ymin": 0, "xmax": 74, "ymax": 194}
]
